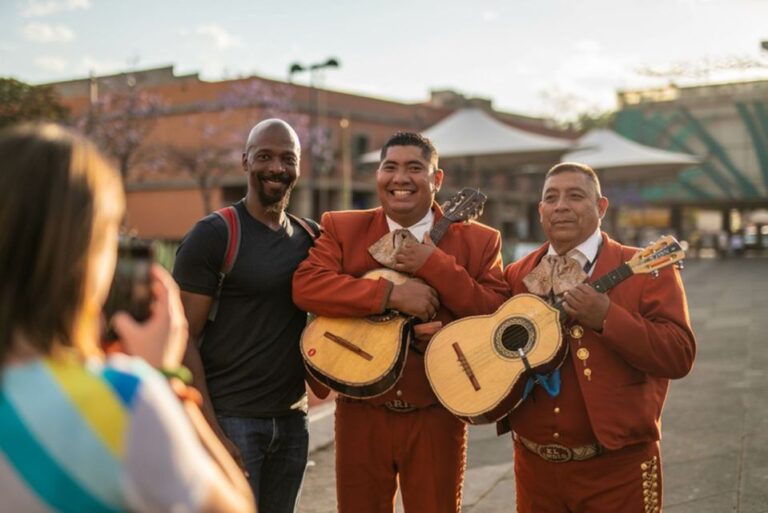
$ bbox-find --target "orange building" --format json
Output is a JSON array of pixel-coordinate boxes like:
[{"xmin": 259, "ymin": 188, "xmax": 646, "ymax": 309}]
[{"xmin": 49, "ymin": 65, "xmax": 569, "ymax": 245}]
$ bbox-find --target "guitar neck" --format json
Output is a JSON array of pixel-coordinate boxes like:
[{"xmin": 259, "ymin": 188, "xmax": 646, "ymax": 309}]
[
  {"xmin": 429, "ymin": 217, "xmax": 453, "ymax": 245},
  {"xmin": 590, "ymin": 263, "xmax": 634, "ymax": 293},
  {"xmin": 554, "ymin": 262, "xmax": 634, "ymax": 317}
]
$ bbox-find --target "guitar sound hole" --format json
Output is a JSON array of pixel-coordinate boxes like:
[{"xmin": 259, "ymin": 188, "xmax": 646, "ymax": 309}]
[
  {"xmin": 501, "ymin": 324, "xmax": 530, "ymax": 352},
  {"xmin": 493, "ymin": 317, "xmax": 535, "ymax": 359}
]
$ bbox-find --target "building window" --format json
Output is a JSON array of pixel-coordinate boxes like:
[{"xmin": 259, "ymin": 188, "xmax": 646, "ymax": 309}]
[{"xmin": 352, "ymin": 133, "xmax": 370, "ymax": 159}]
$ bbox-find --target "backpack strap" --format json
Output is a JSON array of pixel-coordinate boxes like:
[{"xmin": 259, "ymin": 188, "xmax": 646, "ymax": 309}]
[
  {"xmin": 287, "ymin": 213, "xmax": 321, "ymax": 241},
  {"xmin": 209, "ymin": 205, "xmax": 241, "ymax": 322},
  {"xmin": 206, "ymin": 209, "xmax": 314, "ymax": 324}
]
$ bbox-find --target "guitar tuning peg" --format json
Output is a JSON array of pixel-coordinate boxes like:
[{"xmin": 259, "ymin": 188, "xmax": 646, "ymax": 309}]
[
  {"xmin": 675, "ymin": 260, "xmax": 684, "ymax": 270},
  {"xmin": 650, "ymin": 270, "xmax": 660, "ymax": 279}
]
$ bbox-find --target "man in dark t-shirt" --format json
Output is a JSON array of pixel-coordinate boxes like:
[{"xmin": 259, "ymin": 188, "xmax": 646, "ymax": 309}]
[{"xmin": 173, "ymin": 119, "xmax": 314, "ymax": 513}]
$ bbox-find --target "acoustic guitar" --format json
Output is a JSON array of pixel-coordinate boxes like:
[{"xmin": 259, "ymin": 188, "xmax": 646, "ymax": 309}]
[
  {"xmin": 424, "ymin": 236, "xmax": 685, "ymax": 424},
  {"xmin": 300, "ymin": 188, "xmax": 486, "ymax": 398}
]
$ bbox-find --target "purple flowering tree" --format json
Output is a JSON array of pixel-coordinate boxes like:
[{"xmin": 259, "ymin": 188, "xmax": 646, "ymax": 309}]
[
  {"xmin": 78, "ymin": 76, "xmax": 164, "ymax": 182},
  {"xmin": 149, "ymin": 78, "xmax": 310, "ymax": 214}
]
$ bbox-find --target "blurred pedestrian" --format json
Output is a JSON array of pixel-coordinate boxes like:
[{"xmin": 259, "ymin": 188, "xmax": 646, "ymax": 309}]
[
  {"xmin": 0, "ymin": 123, "xmax": 255, "ymax": 513},
  {"xmin": 730, "ymin": 231, "xmax": 745, "ymax": 257}
]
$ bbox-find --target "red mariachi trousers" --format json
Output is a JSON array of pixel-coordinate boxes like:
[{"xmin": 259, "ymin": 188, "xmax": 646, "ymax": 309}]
[
  {"xmin": 514, "ymin": 438, "xmax": 662, "ymax": 513},
  {"xmin": 335, "ymin": 400, "xmax": 467, "ymax": 513}
]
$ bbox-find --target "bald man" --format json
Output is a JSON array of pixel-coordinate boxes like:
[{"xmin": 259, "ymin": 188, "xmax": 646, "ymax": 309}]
[{"xmin": 173, "ymin": 119, "xmax": 318, "ymax": 513}]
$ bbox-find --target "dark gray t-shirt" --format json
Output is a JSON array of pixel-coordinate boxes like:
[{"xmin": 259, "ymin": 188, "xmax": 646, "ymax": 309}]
[{"xmin": 172, "ymin": 201, "xmax": 315, "ymax": 417}]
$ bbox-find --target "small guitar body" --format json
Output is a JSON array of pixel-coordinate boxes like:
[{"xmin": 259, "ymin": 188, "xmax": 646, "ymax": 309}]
[
  {"xmin": 301, "ymin": 269, "xmax": 413, "ymax": 398},
  {"xmin": 300, "ymin": 189, "xmax": 487, "ymax": 398},
  {"xmin": 425, "ymin": 236, "xmax": 685, "ymax": 424},
  {"xmin": 425, "ymin": 293, "xmax": 565, "ymax": 424}
]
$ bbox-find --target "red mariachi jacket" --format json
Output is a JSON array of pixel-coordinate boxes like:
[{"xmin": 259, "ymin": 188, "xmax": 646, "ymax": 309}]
[
  {"xmin": 292, "ymin": 203, "xmax": 509, "ymax": 407},
  {"xmin": 498, "ymin": 233, "xmax": 696, "ymax": 450}
]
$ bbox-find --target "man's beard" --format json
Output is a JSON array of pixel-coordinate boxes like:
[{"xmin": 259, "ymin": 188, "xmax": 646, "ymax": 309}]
[
  {"xmin": 257, "ymin": 174, "xmax": 295, "ymax": 213},
  {"xmin": 260, "ymin": 186, "xmax": 294, "ymax": 213}
]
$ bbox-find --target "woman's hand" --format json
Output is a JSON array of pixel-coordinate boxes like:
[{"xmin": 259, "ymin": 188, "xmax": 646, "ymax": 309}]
[{"xmin": 111, "ymin": 264, "xmax": 189, "ymax": 369}]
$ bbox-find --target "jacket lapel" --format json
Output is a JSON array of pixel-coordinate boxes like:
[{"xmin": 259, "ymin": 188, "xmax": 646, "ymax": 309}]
[{"xmin": 368, "ymin": 208, "xmax": 389, "ymax": 246}]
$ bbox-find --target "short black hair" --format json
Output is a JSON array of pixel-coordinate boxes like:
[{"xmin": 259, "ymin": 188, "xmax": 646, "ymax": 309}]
[
  {"xmin": 380, "ymin": 131, "xmax": 438, "ymax": 168},
  {"xmin": 545, "ymin": 161, "xmax": 602, "ymax": 198}
]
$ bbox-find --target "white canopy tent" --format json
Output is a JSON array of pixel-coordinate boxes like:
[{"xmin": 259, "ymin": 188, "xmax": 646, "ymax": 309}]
[
  {"xmin": 562, "ymin": 128, "xmax": 699, "ymax": 182},
  {"xmin": 361, "ymin": 108, "xmax": 574, "ymax": 164}
]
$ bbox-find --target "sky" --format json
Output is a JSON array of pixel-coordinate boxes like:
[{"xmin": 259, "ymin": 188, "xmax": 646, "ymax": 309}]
[{"xmin": 2, "ymin": 0, "xmax": 768, "ymax": 120}]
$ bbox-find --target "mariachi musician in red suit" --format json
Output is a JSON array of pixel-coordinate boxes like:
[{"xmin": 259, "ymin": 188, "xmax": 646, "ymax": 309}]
[
  {"xmin": 293, "ymin": 132, "xmax": 508, "ymax": 513},
  {"xmin": 498, "ymin": 162, "xmax": 696, "ymax": 513}
]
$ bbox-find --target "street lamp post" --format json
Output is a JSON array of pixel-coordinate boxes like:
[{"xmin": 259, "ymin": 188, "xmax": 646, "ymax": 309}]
[
  {"xmin": 288, "ymin": 57, "xmax": 340, "ymax": 219},
  {"xmin": 340, "ymin": 117, "xmax": 352, "ymax": 210}
]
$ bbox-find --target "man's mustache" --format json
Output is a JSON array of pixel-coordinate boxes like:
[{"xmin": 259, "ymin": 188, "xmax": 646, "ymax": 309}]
[{"xmin": 259, "ymin": 172, "xmax": 293, "ymax": 184}]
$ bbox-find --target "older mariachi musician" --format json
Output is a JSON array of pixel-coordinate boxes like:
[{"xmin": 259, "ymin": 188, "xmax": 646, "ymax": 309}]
[
  {"xmin": 293, "ymin": 132, "xmax": 508, "ymax": 513},
  {"xmin": 498, "ymin": 162, "xmax": 696, "ymax": 513}
]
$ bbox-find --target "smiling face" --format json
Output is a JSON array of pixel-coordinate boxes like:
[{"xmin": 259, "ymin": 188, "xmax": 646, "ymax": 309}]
[
  {"xmin": 539, "ymin": 170, "xmax": 609, "ymax": 254},
  {"xmin": 376, "ymin": 144, "xmax": 444, "ymax": 227},
  {"xmin": 242, "ymin": 121, "xmax": 301, "ymax": 213}
]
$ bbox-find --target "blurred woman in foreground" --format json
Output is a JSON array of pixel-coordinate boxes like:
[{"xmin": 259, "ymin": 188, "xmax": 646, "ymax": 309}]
[{"xmin": 0, "ymin": 123, "xmax": 255, "ymax": 513}]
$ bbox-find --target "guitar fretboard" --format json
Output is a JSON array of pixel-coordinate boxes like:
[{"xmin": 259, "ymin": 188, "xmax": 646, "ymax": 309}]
[
  {"xmin": 591, "ymin": 263, "xmax": 633, "ymax": 293},
  {"xmin": 429, "ymin": 217, "xmax": 453, "ymax": 245}
]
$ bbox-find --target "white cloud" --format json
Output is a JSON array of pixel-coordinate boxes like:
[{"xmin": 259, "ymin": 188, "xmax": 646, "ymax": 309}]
[
  {"xmin": 20, "ymin": 0, "xmax": 91, "ymax": 17},
  {"xmin": 35, "ymin": 55, "xmax": 68, "ymax": 72},
  {"xmin": 675, "ymin": 0, "xmax": 715, "ymax": 7},
  {"xmin": 482, "ymin": 10, "xmax": 498, "ymax": 22},
  {"xmin": 513, "ymin": 63, "xmax": 535, "ymax": 76},
  {"xmin": 179, "ymin": 24, "xmax": 240, "ymax": 50},
  {"xmin": 23, "ymin": 22, "xmax": 75, "ymax": 42},
  {"xmin": 574, "ymin": 39, "xmax": 602, "ymax": 54},
  {"xmin": 557, "ymin": 50, "xmax": 629, "ymax": 86},
  {"xmin": 533, "ymin": 43, "xmax": 646, "ymax": 120}
]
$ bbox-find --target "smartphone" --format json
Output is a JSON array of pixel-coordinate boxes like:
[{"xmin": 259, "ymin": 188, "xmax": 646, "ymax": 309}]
[{"xmin": 102, "ymin": 238, "xmax": 153, "ymax": 341}]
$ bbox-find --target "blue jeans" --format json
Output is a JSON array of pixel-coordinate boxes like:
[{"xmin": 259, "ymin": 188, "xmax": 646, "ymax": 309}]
[{"xmin": 218, "ymin": 413, "xmax": 308, "ymax": 513}]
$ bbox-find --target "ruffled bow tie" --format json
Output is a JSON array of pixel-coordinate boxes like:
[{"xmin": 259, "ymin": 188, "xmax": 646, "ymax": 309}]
[
  {"xmin": 522, "ymin": 254, "xmax": 588, "ymax": 297},
  {"xmin": 368, "ymin": 229, "xmax": 419, "ymax": 269}
]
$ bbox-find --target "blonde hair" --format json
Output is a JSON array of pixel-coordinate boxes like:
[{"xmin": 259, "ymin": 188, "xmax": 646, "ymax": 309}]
[{"xmin": 0, "ymin": 124, "xmax": 125, "ymax": 364}]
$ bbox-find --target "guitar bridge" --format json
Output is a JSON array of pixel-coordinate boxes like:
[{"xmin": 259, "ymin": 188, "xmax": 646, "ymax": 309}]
[
  {"xmin": 323, "ymin": 332, "xmax": 374, "ymax": 361},
  {"xmin": 452, "ymin": 342, "xmax": 481, "ymax": 391}
]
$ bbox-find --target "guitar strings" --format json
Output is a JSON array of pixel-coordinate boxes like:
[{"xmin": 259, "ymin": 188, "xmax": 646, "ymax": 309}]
[
  {"xmin": 435, "ymin": 266, "xmax": 643, "ymax": 367},
  {"xmin": 433, "ymin": 248, "xmax": 679, "ymax": 396},
  {"xmin": 435, "ymin": 305, "xmax": 564, "ymax": 368}
]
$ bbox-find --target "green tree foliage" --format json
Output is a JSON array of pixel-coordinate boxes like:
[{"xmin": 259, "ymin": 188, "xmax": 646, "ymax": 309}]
[
  {"xmin": 575, "ymin": 110, "xmax": 616, "ymax": 131},
  {"xmin": 0, "ymin": 78, "xmax": 69, "ymax": 128}
]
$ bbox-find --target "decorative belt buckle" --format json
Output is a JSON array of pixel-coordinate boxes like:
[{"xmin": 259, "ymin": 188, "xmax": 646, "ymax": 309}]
[
  {"xmin": 384, "ymin": 399, "xmax": 416, "ymax": 413},
  {"xmin": 537, "ymin": 443, "xmax": 573, "ymax": 463}
]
